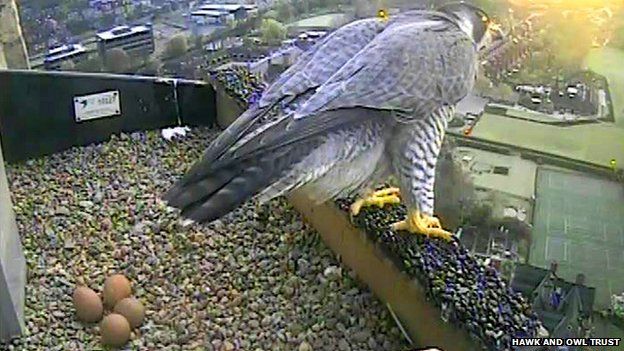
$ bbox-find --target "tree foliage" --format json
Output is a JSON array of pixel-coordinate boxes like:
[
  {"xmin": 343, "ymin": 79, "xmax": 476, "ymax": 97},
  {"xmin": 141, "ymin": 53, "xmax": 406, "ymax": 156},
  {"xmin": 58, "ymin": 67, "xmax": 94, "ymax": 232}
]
[
  {"xmin": 137, "ymin": 58, "xmax": 160, "ymax": 76},
  {"xmin": 164, "ymin": 35, "xmax": 189, "ymax": 59},
  {"xmin": 538, "ymin": 11, "xmax": 594, "ymax": 74},
  {"xmin": 275, "ymin": 0, "xmax": 295, "ymax": 22},
  {"xmin": 105, "ymin": 48, "xmax": 131, "ymax": 74},
  {"xmin": 474, "ymin": 71, "xmax": 517, "ymax": 102},
  {"xmin": 261, "ymin": 18, "xmax": 287, "ymax": 45},
  {"xmin": 352, "ymin": 0, "xmax": 374, "ymax": 19},
  {"xmin": 470, "ymin": 0, "xmax": 506, "ymax": 16},
  {"xmin": 464, "ymin": 203, "xmax": 494, "ymax": 228},
  {"xmin": 434, "ymin": 139, "xmax": 476, "ymax": 229},
  {"xmin": 611, "ymin": 22, "xmax": 624, "ymax": 50},
  {"xmin": 74, "ymin": 56, "xmax": 103, "ymax": 73},
  {"xmin": 291, "ymin": 0, "xmax": 309, "ymax": 15},
  {"xmin": 264, "ymin": 9, "xmax": 279, "ymax": 20}
]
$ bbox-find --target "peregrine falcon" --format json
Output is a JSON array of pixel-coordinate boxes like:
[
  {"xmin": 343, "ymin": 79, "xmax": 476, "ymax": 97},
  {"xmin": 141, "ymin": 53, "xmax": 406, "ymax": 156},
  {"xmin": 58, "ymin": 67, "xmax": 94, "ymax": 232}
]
[{"xmin": 164, "ymin": 2, "xmax": 504, "ymax": 241}]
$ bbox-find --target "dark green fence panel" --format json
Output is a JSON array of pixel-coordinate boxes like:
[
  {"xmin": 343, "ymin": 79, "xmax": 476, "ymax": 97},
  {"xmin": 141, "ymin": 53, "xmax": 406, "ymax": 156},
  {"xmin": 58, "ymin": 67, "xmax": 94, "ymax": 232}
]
[
  {"xmin": 176, "ymin": 79, "xmax": 218, "ymax": 127},
  {"xmin": 0, "ymin": 70, "xmax": 216, "ymax": 163}
]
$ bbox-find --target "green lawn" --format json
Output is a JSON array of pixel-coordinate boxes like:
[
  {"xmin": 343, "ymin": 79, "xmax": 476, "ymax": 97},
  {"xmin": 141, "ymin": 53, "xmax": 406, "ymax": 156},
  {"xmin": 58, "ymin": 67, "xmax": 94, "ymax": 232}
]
[
  {"xmin": 585, "ymin": 47, "xmax": 624, "ymax": 128},
  {"xmin": 471, "ymin": 113, "xmax": 624, "ymax": 167},
  {"xmin": 288, "ymin": 13, "xmax": 346, "ymax": 28}
]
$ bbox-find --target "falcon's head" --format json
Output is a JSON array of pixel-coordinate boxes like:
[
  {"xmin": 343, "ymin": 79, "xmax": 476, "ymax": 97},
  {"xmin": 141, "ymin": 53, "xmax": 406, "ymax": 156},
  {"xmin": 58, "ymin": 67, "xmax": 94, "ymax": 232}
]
[{"xmin": 437, "ymin": 2, "xmax": 504, "ymax": 53}]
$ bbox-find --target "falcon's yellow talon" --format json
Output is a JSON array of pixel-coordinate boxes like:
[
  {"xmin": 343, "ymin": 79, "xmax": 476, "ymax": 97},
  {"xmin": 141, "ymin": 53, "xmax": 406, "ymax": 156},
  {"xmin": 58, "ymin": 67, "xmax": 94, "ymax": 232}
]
[
  {"xmin": 427, "ymin": 216, "xmax": 442, "ymax": 229},
  {"xmin": 350, "ymin": 187, "xmax": 402, "ymax": 216},
  {"xmin": 391, "ymin": 210, "xmax": 453, "ymax": 241}
]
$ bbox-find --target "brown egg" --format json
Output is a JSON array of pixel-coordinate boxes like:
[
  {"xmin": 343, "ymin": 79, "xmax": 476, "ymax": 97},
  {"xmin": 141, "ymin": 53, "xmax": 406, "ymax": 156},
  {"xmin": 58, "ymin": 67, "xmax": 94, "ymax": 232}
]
[
  {"xmin": 100, "ymin": 313, "xmax": 131, "ymax": 348},
  {"xmin": 113, "ymin": 297, "xmax": 145, "ymax": 328},
  {"xmin": 72, "ymin": 286, "xmax": 104, "ymax": 323},
  {"xmin": 103, "ymin": 274, "xmax": 132, "ymax": 309}
]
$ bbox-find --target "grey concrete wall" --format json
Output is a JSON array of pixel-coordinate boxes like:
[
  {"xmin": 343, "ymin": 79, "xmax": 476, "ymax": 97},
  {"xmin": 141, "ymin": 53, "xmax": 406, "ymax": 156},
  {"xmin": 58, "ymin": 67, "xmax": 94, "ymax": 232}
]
[
  {"xmin": 0, "ymin": 137, "xmax": 26, "ymax": 342},
  {"xmin": 0, "ymin": 1, "xmax": 27, "ymax": 338},
  {"xmin": 0, "ymin": 43, "xmax": 8, "ymax": 68},
  {"xmin": 0, "ymin": 0, "xmax": 30, "ymax": 69}
]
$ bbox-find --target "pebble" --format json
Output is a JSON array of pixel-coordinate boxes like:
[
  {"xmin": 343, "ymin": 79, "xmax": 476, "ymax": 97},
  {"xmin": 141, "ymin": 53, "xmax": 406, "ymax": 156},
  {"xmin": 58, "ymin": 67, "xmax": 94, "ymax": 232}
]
[
  {"xmin": 299, "ymin": 341, "xmax": 313, "ymax": 351},
  {"xmin": 336, "ymin": 192, "xmax": 545, "ymax": 350},
  {"xmin": 2, "ymin": 127, "xmax": 408, "ymax": 351}
]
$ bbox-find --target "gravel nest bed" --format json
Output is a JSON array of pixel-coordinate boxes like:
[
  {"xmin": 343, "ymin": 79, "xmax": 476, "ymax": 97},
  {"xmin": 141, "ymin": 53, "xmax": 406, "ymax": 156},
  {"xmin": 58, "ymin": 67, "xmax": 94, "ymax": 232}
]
[
  {"xmin": 2, "ymin": 128, "xmax": 408, "ymax": 351},
  {"xmin": 335, "ymin": 198, "xmax": 545, "ymax": 351}
]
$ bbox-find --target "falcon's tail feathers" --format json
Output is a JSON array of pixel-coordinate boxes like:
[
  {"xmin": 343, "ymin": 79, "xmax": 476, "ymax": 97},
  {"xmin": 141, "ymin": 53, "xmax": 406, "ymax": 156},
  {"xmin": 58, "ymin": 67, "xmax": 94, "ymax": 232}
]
[{"xmin": 163, "ymin": 139, "xmax": 321, "ymax": 223}]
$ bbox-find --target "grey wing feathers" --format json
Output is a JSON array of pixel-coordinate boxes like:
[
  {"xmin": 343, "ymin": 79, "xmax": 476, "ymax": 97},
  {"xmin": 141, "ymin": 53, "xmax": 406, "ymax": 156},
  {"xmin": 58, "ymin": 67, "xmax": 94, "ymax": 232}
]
[
  {"xmin": 175, "ymin": 17, "xmax": 390, "ymax": 187},
  {"xmin": 296, "ymin": 19, "xmax": 478, "ymax": 118},
  {"xmin": 258, "ymin": 18, "xmax": 388, "ymax": 107},
  {"xmin": 257, "ymin": 117, "xmax": 388, "ymax": 204}
]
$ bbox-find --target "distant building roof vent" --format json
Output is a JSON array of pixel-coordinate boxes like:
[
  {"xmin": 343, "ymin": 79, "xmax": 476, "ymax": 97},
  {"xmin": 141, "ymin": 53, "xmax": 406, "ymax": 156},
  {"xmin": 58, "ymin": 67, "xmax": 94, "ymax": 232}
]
[
  {"xmin": 112, "ymin": 27, "xmax": 131, "ymax": 35},
  {"xmin": 493, "ymin": 166, "xmax": 510, "ymax": 175}
]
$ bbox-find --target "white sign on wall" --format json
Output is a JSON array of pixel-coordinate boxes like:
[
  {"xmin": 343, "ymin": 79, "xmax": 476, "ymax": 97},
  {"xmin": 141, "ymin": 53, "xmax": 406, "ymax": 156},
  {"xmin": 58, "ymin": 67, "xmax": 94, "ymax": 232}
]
[{"xmin": 73, "ymin": 90, "xmax": 121, "ymax": 122}]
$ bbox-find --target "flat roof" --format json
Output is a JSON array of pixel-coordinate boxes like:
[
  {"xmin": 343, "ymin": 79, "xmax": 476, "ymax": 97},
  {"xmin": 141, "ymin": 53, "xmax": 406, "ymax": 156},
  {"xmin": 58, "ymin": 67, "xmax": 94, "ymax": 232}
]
[
  {"xmin": 47, "ymin": 44, "xmax": 86, "ymax": 56},
  {"xmin": 306, "ymin": 30, "xmax": 327, "ymax": 36},
  {"xmin": 288, "ymin": 13, "xmax": 345, "ymax": 29},
  {"xmin": 198, "ymin": 4, "xmax": 244, "ymax": 12},
  {"xmin": 471, "ymin": 112, "xmax": 624, "ymax": 167},
  {"xmin": 455, "ymin": 146, "xmax": 537, "ymax": 200},
  {"xmin": 45, "ymin": 44, "xmax": 88, "ymax": 61},
  {"xmin": 96, "ymin": 25, "xmax": 151, "ymax": 41},
  {"xmin": 191, "ymin": 10, "xmax": 224, "ymax": 17}
]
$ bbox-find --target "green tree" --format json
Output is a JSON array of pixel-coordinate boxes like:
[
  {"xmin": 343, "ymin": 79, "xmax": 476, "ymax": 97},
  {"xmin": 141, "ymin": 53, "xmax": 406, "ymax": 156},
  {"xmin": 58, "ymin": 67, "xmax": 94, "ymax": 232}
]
[
  {"xmin": 59, "ymin": 60, "xmax": 75, "ymax": 71},
  {"xmin": 471, "ymin": 0, "xmax": 506, "ymax": 16},
  {"xmin": 164, "ymin": 35, "xmax": 188, "ymax": 59},
  {"xmin": 489, "ymin": 83, "xmax": 516, "ymax": 102},
  {"xmin": 353, "ymin": 0, "xmax": 373, "ymax": 19},
  {"xmin": 494, "ymin": 217, "xmax": 532, "ymax": 244},
  {"xmin": 464, "ymin": 203, "xmax": 494, "ymax": 228},
  {"xmin": 542, "ymin": 12, "xmax": 594, "ymax": 74},
  {"xmin": 105, "ymin": 48, "xmax": 131, "ymax": 74},
  {"xmin": 264, "ymin": 9, "xmax": 279, "ymax": 20},
  {"xmin": 474, "ymin": 71, "xmax": 494, "ymax": 95},
  {"xmin": 261, "ymin": 18, "xmax": 288, "ymax": 46},
  {"xmin": 192, "ymin": 35, "xmax": 203, "ymax": 50},
  {"xmin": 610, "ymin": 23, "xmax": 624, "ymax": 50},
  {"xmin": 292, "ymin": 0, "xmax": 309, "ymax": 15},
  {"xmin": 434, "ymin": 139, "xmax": 476, "ymax": 230},
  {"xmin": 275, "ymin": 0, "xmax": 295, "ymax": 22},
  {"xmin": 74, "ymin": 56, "xmax": 103, "ymax": 73},
  {"xmin": 137, "ymin": 58, "xmax": 160, "ymax": 76}
]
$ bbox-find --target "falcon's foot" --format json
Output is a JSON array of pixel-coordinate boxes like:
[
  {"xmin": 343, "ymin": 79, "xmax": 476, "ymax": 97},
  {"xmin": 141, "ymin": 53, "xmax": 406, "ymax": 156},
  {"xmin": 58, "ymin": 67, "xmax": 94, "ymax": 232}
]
[
  {"xmin": 391, "ymin": 209, "xmax": 453, "ymax": 241},
  {"xmin": 350, "ymin": 187, "xmax": 401, "ymax": 216}
]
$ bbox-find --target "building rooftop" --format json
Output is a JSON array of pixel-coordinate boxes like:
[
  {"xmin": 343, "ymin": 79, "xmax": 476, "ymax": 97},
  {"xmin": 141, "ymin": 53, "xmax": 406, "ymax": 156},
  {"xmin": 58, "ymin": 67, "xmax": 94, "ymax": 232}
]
[
  {"xmin": 198, "ymin": 4, "xmax": 245, "ymax": 12},
  {"xmin": 191, "ymin": 10, "xmax": 225, "ymax": 17},
  {"xmin": 471, "ymin": 110, "xmax": 624, "ymax": 167},
  {"xmin": 46, "ymin": 44, "xmax": 86, "ymax": 57},
  {"xmin": 95, "ymin": 25, "xmax": 151, "ymax": 41},
  {"xmin": 455, "ymin": 147, "xmax": 537, "ymax": 200}
]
